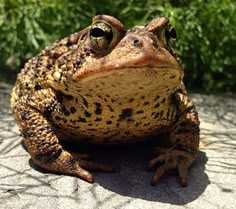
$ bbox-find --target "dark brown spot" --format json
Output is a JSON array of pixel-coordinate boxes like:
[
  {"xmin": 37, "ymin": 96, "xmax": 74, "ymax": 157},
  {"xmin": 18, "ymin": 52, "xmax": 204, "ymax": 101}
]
[
  {"xmin": 94, "ymin": 118, "xmax": 102, "ymax": 122},
  {"xmin": 160, "ymin": 110, "xmax": 164, "ymax": 118},
  {"xmin": 107, "ymin": 105, "xmax": 114, "ymax": 112},
  {"xmin": 62, "ymin": 106, "xmax": 70, "ymax": 116},
  {"xmin": 87, "ymin": 128, "xmax": 97, "ymax": 131},
  {"xmin": 119, "ymin": 108, "xmax": 133, "ymax": 120},
  {"xmin": 20, "ymin": 111, "xmax": 31, "ymax": 121},
  {"xmin": 154, "ymin": 103, "xmax": 160, "ymax": 108},
  {"xmin": 154, "ymin": 112, "xmax": 160, "ymax": 119},
  {"xmin": 65, "ymin": 95, "xmax": 74, "ymax": 100},
  {"xmin": 154, "ymin": 95, "xmax": 160, "ymax": 101},
  {"xmin": 166, "ymin": 108, "xmax": 170, "ymax": 118},
  {"xmin": 55, "ymin": 116, "xmax": 61, "ymax": 121},
  {"xmin": 35, "ymin": 84, "xmax": 41, "ymax": 91},
  {"xmin": 135, "ymin": 122, "xmax": 141, "ymax": 127},
  {"xmin": 94, "ymin": 102, "xmax": 102, "ymax": 115},
  {"xmin": 70, "ymin": 119, "xmax": 76, "ymax": 124},
  {"xmin": 43, "ymin": 106, "xmax": 53, "ymax": 118},
  {"xmin": 103, "ymin": 131, "xmax": 111, "ymax": 135},
  {"xmin": 127, "ymin": 118, "xmax": 134, "ymax": 122},
  {"xmin": 84, "ymin": 111, "xmax": 92, "ymax": 118},
  {"xmin": 56, "ymin": 91, "xmax": 64, "ymax": 103},
  {"xmin": 161, "ymin": 98, "xmax": 166, "ymax": 103},
  {"xmin": 106, "ymin": 120, "xmax": 112, "ymax": 125},
  {"xmin": 144, "ymin": 101, "xmax": 150, "ymax": 105},
  {"xmin": 17, "ymin": 92, "xmax": 22, "ymax": 97},
  {"xmin": 136, "ymin": 110, "xmax": 144, "ymax": 114},
  {"xmin": 78, "ymin": 117, "xmax": 86, "ymax": 122},
  {"xmin": 169, "ymin": 75, "xmax": 176, "ymax": 79},
  {"xmin": 128, "ymin": 98, "xmax": 134, "ymax": 103},
  {"xmin": 82, "ymin": 96, "xmax": 88, "ymax": 108},
  {"xmin": 70, "ymin": 107, "xmax": 76, "ymax": 114}
]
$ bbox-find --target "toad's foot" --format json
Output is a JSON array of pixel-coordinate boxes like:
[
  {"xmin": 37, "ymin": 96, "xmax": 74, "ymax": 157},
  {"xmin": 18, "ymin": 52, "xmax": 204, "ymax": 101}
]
[
  {"xmin": 147, "ymin": 147, "xmax": 197, "ymax": 187},
  {"xmin": 35, "ymin": 151, "xmax": 114, "ymax": 183},
  {"xmin": 70, "ymin": 151, "xmax": 115, "ymax": 172}
]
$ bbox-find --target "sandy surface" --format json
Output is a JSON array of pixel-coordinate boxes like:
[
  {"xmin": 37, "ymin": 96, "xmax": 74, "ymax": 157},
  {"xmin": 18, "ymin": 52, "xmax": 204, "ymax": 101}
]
[{"xmin": 0, "ymin": 82, "xmax": 235, "ymax": 209}]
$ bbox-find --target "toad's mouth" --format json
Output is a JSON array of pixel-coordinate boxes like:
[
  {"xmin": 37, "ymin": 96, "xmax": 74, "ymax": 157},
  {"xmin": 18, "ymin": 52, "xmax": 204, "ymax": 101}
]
[
  {"xmin": 80, "ymin": 66, "xmax": 180, "ymax": 81},
  {"xmin": 73, "ymin": 58, "xmax": 183, "ymax": 81}
]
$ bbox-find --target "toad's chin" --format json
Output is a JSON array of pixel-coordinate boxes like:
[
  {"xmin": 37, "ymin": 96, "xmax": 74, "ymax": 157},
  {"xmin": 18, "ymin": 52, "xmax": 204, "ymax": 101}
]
[{"xmin": 73, "ymin": 67, "xmax": 181, "ymax": 98}]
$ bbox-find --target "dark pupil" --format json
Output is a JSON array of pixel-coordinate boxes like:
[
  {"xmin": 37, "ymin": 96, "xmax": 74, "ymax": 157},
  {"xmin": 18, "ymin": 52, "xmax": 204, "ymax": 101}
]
[
  {"xmin": 90, "ymin": 27, "xmax": 113, "ymax": 42},
  {"xmin": 165, "ymin": 28, "xmax": 177, "ymax": 39},
  {"xmin": 169, "ymin": 28, "xmax": 177, "ymax": 39},
  {"xmin": 90, "ymin": 28, "xmax": 105, "ymax": 38}
]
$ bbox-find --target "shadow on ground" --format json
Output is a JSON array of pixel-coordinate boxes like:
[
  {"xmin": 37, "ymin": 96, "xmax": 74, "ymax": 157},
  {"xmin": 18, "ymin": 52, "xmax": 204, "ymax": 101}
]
[
  {"xmin": 91, "ymin": 147, "xmax": 209, "ymax": 205},
  {"xmin": 27, "ymin": 140, "xmax": 209, "ymax": 205}
]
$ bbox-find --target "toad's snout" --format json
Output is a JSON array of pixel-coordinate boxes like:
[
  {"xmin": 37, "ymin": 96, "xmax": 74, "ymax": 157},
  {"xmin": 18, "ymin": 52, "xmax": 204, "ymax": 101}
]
[{"xmin": 112, "ymin": 32, "xmax": 180, "ymax": 69}]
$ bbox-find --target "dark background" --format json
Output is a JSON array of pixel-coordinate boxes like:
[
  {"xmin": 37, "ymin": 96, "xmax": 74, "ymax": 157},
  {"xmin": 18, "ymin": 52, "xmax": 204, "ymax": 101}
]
[{"xmin": 0, "ymin": 0, "xmax": 235, "ymax": 92}]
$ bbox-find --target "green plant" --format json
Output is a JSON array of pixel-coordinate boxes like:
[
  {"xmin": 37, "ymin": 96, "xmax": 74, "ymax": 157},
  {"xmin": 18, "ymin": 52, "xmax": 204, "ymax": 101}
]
[{"xmin": 0, "ymin": 0, "xmax": 235, "ymax": 91}]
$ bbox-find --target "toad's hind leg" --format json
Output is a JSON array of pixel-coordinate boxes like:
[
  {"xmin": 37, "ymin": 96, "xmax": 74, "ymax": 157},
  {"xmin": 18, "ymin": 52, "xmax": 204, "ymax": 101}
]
[
  {"xmin": 14, "ymin": 97, "xmax": 112, "ymax": 183},
  {"xmin": 148, "ymin": 92, "xmax": 200, "ymax": 187}
]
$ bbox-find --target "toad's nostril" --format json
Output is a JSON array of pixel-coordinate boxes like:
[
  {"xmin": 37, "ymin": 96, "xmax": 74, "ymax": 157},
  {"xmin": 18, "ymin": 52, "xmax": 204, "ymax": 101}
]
[
  {"xmin": 133, "ymin": 38, "xmax": 139, "ymax": 44},
  {"xmin": 130, "ymin": 36, "xmax": 143, "ymax": 47}
]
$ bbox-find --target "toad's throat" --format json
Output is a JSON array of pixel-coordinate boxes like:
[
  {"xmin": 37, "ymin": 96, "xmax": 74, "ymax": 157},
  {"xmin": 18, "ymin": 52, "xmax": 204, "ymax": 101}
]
[
  {"xmin": 76, "ymin": 67, "xmax": 181, "ymax": 98},
  {"xmin": 53, "ymin": 67, "xmax": 181, "ymax": 143}
]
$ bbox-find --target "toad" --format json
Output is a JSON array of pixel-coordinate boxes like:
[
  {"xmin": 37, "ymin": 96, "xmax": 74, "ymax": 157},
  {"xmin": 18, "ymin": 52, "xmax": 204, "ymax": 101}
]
[{"xmin": 11, "ymin": 15, "xmax": 200, "ymax": 187}]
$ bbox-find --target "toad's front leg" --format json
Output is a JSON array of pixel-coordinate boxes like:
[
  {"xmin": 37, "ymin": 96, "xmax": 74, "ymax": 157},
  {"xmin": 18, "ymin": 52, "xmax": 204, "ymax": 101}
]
[
  {"xmin": 148, "ymin": 92, "xmax": 200, "ymax": 187},
  {"xmin": 14, "ymin": 89, "xmax": 112, "ymax": 182}
]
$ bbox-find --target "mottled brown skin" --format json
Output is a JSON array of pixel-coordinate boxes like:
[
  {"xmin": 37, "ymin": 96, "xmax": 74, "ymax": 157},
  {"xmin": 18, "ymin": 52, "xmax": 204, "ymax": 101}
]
[{"xmin": 11, "ymin": 15, "xmax": 200, "ymax": 187}]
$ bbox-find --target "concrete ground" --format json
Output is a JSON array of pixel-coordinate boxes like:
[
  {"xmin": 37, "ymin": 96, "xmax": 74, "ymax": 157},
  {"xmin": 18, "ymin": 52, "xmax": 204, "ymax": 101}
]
[{"xmin": 0, "ymin": 82, "xmax": 235, "ymax": 209}]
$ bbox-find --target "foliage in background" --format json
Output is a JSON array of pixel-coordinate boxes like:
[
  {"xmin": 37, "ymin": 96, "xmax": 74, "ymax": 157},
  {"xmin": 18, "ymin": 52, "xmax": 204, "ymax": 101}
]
[{"xmin": 0, "ymin": 0, "xmax": 235, "ymax": 91}]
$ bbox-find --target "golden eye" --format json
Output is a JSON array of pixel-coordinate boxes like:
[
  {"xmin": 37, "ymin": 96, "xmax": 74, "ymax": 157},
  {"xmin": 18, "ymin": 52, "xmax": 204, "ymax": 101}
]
[{"xmin": 90, "ymin": 21, "xmax": 113, "ymax": 52}]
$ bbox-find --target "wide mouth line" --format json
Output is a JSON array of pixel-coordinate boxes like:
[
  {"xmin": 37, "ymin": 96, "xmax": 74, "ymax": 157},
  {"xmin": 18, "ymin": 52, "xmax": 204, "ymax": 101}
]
[
  {"xmin": 74, "ymin": 65, "xmax": 181, "ymax": 80},
  {"xmin": 121, "ymin": 65, "xmax": 180, "ymax": 69}
]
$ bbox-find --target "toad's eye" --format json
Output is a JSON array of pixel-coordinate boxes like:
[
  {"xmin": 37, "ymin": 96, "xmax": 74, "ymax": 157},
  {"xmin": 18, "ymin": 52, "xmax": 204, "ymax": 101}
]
[
  {"xmin": 163, "ymin": 26, "xmax": 177, "ymax": 51},
  {"xmin": 90, "ymin": 21, "xmax": 113, "ymax": 52},
  {"xmin": 165, "ymin": 27, "xmax": 177, "ymax": 40}
]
